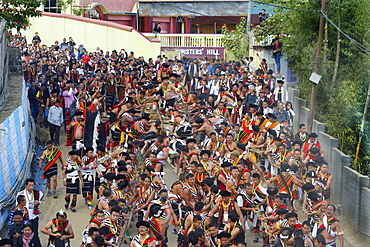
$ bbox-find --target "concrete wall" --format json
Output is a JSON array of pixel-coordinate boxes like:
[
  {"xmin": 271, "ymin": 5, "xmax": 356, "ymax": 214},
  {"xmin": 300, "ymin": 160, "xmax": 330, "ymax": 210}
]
[
  {"xmin": 360, "ymin": 187, "xmax": 370, "ymax": 234},
  {"xmin": 288, "ymin": 85, "xmax": 370, "ymax": 236},
  {"xmin": 21, "ymin": 13, "xmax": 161, "ymax": 60}
]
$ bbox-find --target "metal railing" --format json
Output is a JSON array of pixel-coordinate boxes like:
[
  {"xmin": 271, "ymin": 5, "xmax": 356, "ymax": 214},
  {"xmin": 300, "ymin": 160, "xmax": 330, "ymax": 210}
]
[
  {"xmin": 0, "ymin": 19, "xmax": 9, "ymax": 112},
  {"xmin": 252, "ymin": 34, "xmax": 275, "ymax": 47},
  {"xmin": 143, "ymin": 33, "xmax": 224, "ymax": 47}
]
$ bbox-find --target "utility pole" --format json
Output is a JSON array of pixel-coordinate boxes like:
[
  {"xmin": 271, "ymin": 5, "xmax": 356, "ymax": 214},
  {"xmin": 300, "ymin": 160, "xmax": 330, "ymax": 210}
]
[
  {"xmin": 245, "ymin": 0, "xmax": 252, "ymax": 58},
  {"xmin": 307, "ymin": 0, "xmax": 327, "ymax": 133},
  {"xmin": 136, "ymin": 0, "xmax": 139, "ymax": 30}
]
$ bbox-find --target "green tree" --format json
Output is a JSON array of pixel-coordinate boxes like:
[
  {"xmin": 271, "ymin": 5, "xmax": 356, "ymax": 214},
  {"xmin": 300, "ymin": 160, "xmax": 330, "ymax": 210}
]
[
  {"xmin": 0, "ymin": 0, "xmax": 44, "ymax": 31},
  {"xmin": 57, "ymin": 0, "xmax": 84, "ymax": 16},
  {"xmin": 253, "ymin": 0, "xmax": 370, "ymax": 174},
  {"xmin": 221, "ymin": 17, "xmax": 248, "ymax": 61}
]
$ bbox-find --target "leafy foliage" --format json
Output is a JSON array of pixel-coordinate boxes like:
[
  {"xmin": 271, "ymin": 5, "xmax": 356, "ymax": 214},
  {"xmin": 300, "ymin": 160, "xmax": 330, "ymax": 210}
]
[
  {"xmin": 253, "ymin": 0, "xmax": 370, "ymax": 174},
  {"xmin": 57, "ymin": 0, "xmax": 84, "ymax": 16},
  {"xmin": 221, "ymin": 17, "xmax": 248, "ymax": 61},
  {"xmin": 0, "ymin": 0, "xmax": 44, "ymax": 31}
]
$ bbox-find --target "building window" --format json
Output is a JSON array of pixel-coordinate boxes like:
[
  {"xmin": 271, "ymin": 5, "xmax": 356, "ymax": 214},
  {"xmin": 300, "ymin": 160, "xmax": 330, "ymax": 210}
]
[
  {"xmin": 44, "ymin": 0, "xmax": 62, "ymax": 13},
  {"xmin": 90, "ymin": 9, "xmax": 101, "ymax": 19}
]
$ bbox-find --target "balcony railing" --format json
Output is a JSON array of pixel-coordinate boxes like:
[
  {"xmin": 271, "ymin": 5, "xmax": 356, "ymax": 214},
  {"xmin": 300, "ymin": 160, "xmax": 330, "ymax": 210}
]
[
  {"xmin": 143, "ymin": 33, "xmax": 224, "ymax": 47},
  {"xmin": 252, "ymin": 34, "xmax": 275, "ymax": 47}
]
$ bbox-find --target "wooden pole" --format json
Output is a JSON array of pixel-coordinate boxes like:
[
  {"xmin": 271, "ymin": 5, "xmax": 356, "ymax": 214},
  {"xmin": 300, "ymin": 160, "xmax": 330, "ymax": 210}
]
[{"xmin": 307, "ymin": 0, "xmax": 327, "ymax": 133}]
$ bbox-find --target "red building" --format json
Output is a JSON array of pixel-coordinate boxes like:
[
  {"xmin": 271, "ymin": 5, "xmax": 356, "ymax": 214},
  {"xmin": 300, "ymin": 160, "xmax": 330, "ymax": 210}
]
[{"xmin": 44, "ymin": 0, "xmax": 265, "ymax": 34}]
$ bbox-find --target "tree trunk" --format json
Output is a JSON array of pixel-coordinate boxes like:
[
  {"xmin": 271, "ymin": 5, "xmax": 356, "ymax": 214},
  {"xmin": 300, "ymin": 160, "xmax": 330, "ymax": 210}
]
[
  {"xmin": 323, "ymin": 19, "xmax": 328, "ymax": 66},
  {"xmin": 331, "ymin": 3, "xmax": 341, "ymax": 89}
]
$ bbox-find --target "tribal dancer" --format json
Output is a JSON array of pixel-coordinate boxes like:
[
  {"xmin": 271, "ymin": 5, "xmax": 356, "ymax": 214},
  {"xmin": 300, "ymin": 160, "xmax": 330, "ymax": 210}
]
[
  {"xmin": 68, "ymin": 111, "xmax": 85, "ymax": 151},
  {"xmin": 39, "ymin": 140, "xmax": 63, "ymax": 198},
  {"xmin": 101, "ymin": 205, "xmax": 122, "ymax": 246},
  {"xmin": 63, "ymin": 150, "xmax": 84, "ymax": 213},
  {"xmin": 251, "ymin": 163, "xmax": 268, "ymax": 243},
  {"xmin": 130, "ymin": 221, "xmax": 157, "ymax": 247},
  {"xmin": 131, "ymin": 175, "xmax": 155, "ymax": 221},
  {"xmin": 81, "ymin": 147, "xmax": 97, "ymax": 210}
]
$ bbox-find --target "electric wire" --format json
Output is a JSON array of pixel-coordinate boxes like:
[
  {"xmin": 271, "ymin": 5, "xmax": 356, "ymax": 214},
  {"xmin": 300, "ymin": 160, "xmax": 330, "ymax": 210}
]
[{"xmin": 321, "ymin": 11, "xmax": 370, "ymax": 55}]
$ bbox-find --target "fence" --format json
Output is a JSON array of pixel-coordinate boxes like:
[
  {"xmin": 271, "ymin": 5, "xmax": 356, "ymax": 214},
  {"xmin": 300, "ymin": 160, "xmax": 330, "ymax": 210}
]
[
  {"xmin": 0, "ymin": 19, "xmax": 9, "ymax": 112},
  {"xmin": 143, "ymin": 33, "xmax": 224, "ymax": 47},
  {"xmin": 288, "ymin": 85, "xmax": 370, "ymax": 236},
  {"xmin": 0, "ymin": 20, "xmax": 35, "ymax": 231}
]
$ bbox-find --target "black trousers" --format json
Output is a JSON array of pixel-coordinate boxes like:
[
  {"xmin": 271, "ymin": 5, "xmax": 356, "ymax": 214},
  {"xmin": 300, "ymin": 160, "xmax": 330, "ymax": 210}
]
[
  {"xmin": 49, "ymin": 124, "xmax": 61, "ymax": 144},
  {"xmin": 30, "ymin": 217, "xmax": 39, "ymax": 235}
]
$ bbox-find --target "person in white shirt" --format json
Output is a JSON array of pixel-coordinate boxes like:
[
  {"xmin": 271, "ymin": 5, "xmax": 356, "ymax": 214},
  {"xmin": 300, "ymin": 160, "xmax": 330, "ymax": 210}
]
[
  {"xmin": 262, "ymin": 101, "xmax": 274, "ymax": 116},
  {"xmin": 76, "ymin": 63, "xmax": 84, "ymax": 75},
  {"xmin": 248, "ymin": 57, "xmax": 256, "ymax": 73},
  {"xmin": 196, "ymin": 74, "xmax": 210, "ymax": 95},
  {"xmin": 17, "ymin": 178, "xmax": 44, "ymax": 234},
  {"xmin": 209, "ymin": 75, "xmax": 220, "ymax": 99},
  {"xmin": 48, "ymin": 99, "xmax": 64, "ymax": 146},
  {"xmin": 273, "ymin": 80, "xmax": 288, "ymax": 104},
  {"xmin": 187, "ymin": 59, "xmax": 200, "ymax": 78}
]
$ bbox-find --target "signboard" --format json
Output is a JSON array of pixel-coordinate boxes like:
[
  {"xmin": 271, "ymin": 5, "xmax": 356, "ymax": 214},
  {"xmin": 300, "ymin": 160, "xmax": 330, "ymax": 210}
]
[{"xmin": 161, "ymin": 47, "xmax": 225, "ymax": 59}]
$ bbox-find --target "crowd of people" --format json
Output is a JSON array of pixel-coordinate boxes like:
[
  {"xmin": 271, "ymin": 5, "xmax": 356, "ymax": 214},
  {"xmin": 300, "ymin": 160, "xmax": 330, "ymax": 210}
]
[{"xmin": 1, "ymin": 31, "xmax": 343, "ymax": 247}]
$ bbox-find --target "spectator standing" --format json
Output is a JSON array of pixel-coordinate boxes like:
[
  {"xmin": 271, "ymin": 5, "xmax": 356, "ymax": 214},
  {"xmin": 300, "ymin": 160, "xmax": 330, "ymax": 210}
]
[
  {"xmin": 259, "ymin": 9, "xmax": 269, "ymax": 22},
  {"xmin": 153, "ymin": 23, "xmax": 161, "ymax": 33},
  {"xmin": 274, "ymin": 101, "xmax": 290, "ymax": 123},
  {"xmin": 67, "ymin": 37, "xmax": 76, "ymax": 53},
  {"xmin": 82, "ymin": 51, "xmax": 91, "ymax": 71},
  {"xmin": 60, "ymin": 38, "xmax": 68, "ymax": 51},
  {"xmin": 212, "ymin": 59, "xmax": 222, "ymax": 72},
  {"xmin": 32, "ymin": 32, "xmax": 41, "ymax": 44},
  {"xmin": 206, "ymin": 60, "xmax": 215, "ymax": 75},
  {"xmin": 188, "ymin": 59, "xmax": 200, "ymax": 78},
  {"xmin": 17, "ymin": 179, "xmax": 43, "ymax": 234},
  {"xmin": 286, "ymin": 101, "xmax": 295, "ymax": 124},
  {"xmin": 8, "ymin": 211, "xmax": 25, "ymax": 245},
  {"xmin": 8, "ymin": 195, "xmax": 29, "ymax": 226},
  {"xmin": 48, "ymin": 99, "xmax": 64, "ymax": 146},
  {"xmin": 62, "ymin": 82, "xmax": 77, "ymax": 110},
  {"xmin": 294, "ymin": 123, "xmax": 308, "ymax": 145},
  {"xmin": 77, "ymin": 45, "xmax": 85, "ymax": 60},
  {"xmin": 273, "ymin": 80, "xmax": 288, "ymax": 104},
  {"xmin": 28, "ymin": 81, "xmax": 40, "ymax": 122},
  {"xmin": 272, "ymin": 34, "xmax": 283, "ymax": 74},
  {"xmin": 98, "ymin": 112, "xmax": 110, "ymax": 149},
  {"xmin": 244, "ymin": 85, "xmax": 258, "ymax": 108},
  {"xmin": 248, "ymin": 57, "xmax": 256, "ymax": 73}
]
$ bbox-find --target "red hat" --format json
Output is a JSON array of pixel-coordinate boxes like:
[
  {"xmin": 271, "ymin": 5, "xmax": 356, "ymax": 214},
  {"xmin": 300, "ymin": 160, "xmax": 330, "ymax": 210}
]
[{"xmin": 55, "ymin": 40, "xmax": 58, "ymax": 43}]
